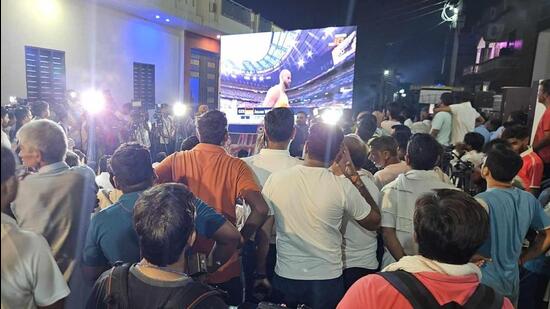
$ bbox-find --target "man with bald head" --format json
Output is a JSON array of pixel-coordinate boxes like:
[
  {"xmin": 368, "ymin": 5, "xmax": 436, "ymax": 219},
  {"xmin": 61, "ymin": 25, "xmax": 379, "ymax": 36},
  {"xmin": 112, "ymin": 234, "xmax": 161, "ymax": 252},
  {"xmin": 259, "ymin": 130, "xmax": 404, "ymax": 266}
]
[{"xmin": 263, "ymin": 69, "xmax": 292, "ymax": 108}]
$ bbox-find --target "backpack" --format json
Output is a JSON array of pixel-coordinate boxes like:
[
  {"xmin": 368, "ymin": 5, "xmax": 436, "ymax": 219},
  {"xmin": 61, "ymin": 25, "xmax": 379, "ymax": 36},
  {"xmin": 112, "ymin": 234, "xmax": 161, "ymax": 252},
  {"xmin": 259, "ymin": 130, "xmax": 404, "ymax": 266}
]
[
  {"xmin": 377, "ymin": 271, "xmax": 504, "ymax": 309},
  {"xmin": 104, "ymin": 263, "xmax": 222, "ymax": 309}
]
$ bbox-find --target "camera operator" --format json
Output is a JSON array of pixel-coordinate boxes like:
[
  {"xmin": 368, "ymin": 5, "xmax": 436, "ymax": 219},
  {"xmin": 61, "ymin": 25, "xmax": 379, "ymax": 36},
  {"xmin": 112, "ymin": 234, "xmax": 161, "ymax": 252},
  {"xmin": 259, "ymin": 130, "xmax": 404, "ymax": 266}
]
[
  {"xmin": 129, "ymin": 109, "xmax": 151, "ymax": 148},
  {"xmin": 156, "ymin": 104, "xmax": 175, "ymax": 154}
]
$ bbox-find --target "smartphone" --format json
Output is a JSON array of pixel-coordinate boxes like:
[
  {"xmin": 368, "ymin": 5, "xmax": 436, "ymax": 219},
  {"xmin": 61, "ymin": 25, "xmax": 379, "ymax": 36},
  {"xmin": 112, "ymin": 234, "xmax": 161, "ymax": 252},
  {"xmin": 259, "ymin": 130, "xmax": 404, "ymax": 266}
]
[{"xmin": 429, "ymin": 104, "xmax": 435, "ymax": 114}]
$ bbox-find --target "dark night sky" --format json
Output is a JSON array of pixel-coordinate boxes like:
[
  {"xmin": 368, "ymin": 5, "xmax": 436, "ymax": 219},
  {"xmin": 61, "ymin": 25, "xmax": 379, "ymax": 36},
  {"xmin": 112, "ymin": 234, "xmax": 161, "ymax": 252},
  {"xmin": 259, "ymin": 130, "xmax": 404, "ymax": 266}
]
[
  {"xmin": 235, "ymin": 0, "xmax": 453, "ymax": 83},
  {"xmin": 234, "ymin": 0, "xmax": 486, "ymax": 108}
]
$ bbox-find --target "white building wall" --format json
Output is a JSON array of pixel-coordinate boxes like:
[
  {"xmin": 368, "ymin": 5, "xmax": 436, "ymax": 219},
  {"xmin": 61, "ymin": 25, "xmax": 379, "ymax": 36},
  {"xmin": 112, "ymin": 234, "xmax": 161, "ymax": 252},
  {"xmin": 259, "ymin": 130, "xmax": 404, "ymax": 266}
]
[{"xmin": 1, "ymin": 0, "xmax": 182, "ymax": 105}]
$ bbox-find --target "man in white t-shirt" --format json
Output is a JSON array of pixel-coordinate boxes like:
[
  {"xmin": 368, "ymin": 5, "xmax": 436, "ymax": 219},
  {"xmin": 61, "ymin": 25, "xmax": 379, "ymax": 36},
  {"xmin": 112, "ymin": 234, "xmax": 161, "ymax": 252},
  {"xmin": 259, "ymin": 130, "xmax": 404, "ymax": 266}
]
[
  {"xmin": 430, "ymin": 93, "xmax": 453, "ymax": 146},
  {"xmin": 1, "ymin": 146, "xmax": 69, "ymax": 309},
  {"xmin": 380, "ymin": 103, "xmax": 402, "ymax": 135},
  {"xmin": 368, "ymin": 136, "xmax": 411, "ymax": 189},
  {"xmin": 435, "ymin": 92, "xmax": 484, "ymax": 145},
  {"xmin": 242, "ymin": 108, "xmax": 302, "ymax": 186},
  {"xmin": 381, "ymin": 134, "xmax": 457, "ymax": 262},
  {"xmin": 241, "ymin": 108, "xmax": 301, "ymax": 300},
  {"xmin": 256, "ymin": 123, "xmax": 381, "ymax": 309},
  {"xmin": 337, "ymin": 136, "xmax": 381, "ymax": 289}
]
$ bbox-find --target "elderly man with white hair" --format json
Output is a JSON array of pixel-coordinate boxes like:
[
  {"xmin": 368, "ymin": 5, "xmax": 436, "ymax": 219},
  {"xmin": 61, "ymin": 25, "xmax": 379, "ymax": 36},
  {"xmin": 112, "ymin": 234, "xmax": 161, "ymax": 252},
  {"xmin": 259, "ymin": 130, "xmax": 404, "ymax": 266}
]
[{"xmin": 11, "ymin": 119, "xmax": 97, "ymax": 304}]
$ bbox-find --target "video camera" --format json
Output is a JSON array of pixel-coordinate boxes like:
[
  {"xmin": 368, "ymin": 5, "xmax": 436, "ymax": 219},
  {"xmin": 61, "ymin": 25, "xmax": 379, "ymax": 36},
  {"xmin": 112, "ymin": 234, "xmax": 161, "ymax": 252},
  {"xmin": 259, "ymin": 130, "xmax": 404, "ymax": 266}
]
[{"xmin": 440, "ymin": 145, "xmax": 482, "ymax": 196}]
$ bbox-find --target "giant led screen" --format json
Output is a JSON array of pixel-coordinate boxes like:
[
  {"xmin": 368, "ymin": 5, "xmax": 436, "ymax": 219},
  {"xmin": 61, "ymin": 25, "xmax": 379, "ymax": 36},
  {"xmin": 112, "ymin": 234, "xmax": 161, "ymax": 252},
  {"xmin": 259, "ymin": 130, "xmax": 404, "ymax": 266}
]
[{"xmin": 220, "ymin": 26, "xmax": 357, "ymax": 124}]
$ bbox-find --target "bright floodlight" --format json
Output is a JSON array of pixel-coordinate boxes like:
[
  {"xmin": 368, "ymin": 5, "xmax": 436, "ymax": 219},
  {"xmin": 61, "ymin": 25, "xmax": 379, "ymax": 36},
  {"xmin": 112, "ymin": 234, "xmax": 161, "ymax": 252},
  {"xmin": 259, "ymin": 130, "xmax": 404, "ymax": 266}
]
[
  {"xmin": 401, "ymin": 93, "xmax": 407, "ymax": 98},
  {"xmin": 399, "ymin": 89, "xmax": 405, "ymax": 94},
  {"xmin": 321, "ymin": 108, "xmax": 343, "ymax": 125},
  {"xmin": 69, "ymin": 90, "xmax": 78, "ymax": 99},
  {"xmin": 9, "ymin": 96, "xmax": 17, "ymax": 104},
  {"xmin": 173, "ymin": 102, "xmax": 188, "ymax": 117},
  {"xmin": 383, "ymin": 69, "xmax": 390, "ymax": 76},
  {"xmin": 81, "ymin": 89, "xmax": 105, "ymax": 114}
]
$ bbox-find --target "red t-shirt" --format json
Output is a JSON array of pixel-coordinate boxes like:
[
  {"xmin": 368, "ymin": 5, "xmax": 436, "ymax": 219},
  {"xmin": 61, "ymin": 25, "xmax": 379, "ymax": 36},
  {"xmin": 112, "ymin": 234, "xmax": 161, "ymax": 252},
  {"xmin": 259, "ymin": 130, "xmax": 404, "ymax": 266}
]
[
  {"xmin": 337, "ymin": 272, "xmax": 513, "ymax": 309},
  {"xmin": 534, "ymin": 107, "xmax": 550, "ymax": 163},
  {"xmin": 518, "ymin": 148, "xmax": 544, "ymax": 191}
]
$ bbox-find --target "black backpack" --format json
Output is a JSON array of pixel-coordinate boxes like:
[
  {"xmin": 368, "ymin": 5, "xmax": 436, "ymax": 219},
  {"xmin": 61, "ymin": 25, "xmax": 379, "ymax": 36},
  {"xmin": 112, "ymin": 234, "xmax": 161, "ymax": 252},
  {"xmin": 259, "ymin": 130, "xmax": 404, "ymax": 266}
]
[
  {"xmin": 104, "ymin": 263, "xmax": 222, "ymax": 309},
  {"xmin": 377, "ymin": 271, "xmax": 504, "ymax": 309}
]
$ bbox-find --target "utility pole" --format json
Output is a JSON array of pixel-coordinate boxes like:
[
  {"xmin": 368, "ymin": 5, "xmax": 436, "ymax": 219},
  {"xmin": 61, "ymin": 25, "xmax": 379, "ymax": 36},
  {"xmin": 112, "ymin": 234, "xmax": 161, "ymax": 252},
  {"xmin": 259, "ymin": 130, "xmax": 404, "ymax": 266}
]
[{"xmin": 449, "ymin": 1, "xmax": 464, "ymax": 85}]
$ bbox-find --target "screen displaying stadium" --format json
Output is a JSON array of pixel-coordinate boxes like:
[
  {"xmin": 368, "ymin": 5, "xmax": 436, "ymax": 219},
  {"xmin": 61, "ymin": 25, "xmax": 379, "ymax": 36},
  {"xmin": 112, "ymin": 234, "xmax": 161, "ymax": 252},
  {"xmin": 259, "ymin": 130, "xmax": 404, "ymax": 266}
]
[{"xmin": 220, "ymin": 26, "xmax": 357, "ymax": 125}]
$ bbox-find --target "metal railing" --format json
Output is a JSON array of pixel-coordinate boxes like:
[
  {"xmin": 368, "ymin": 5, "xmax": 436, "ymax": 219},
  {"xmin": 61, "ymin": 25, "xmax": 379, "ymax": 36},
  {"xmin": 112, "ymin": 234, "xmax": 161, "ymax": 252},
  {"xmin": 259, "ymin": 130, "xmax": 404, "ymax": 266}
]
[{"xmin": 221, "ymin": 0, "xmax": 252, "ymax": 27}]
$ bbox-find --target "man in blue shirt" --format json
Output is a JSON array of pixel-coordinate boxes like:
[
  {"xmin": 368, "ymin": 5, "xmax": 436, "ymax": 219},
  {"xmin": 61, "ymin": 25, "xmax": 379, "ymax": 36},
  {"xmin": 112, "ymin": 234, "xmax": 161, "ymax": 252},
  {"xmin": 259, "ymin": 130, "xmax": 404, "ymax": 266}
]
[
  {"xmin": 82, "ymin": 143, "xmax": 241, "ymax": 281},
  {"xmin": 474, "ymin": 115, "xmax": 491, "ymax": 144},
  {"xmin": 475, "ymin": 144, "xmax": 550, "ymax": 306}
]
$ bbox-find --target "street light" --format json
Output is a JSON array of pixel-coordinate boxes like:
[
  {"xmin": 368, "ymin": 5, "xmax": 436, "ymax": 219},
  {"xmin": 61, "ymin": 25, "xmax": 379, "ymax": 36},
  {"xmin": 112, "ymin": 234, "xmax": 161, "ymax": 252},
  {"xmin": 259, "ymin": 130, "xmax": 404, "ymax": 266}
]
[{"xmin": 383, "ymin": 69, "xmax": 391, "ymax": 76}]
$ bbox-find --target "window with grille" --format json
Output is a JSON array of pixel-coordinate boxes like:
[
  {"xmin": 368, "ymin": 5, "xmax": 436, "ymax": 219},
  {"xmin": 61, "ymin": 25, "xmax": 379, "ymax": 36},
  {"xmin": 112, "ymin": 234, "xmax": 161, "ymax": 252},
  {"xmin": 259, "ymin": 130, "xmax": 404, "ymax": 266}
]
[
  {"xmin": 25, "ymin": 46, "xmax": 66, "ymax": 104},
  {"xmin": 133, "ymin": 62, "xmax": 155, "ymax": 109}
]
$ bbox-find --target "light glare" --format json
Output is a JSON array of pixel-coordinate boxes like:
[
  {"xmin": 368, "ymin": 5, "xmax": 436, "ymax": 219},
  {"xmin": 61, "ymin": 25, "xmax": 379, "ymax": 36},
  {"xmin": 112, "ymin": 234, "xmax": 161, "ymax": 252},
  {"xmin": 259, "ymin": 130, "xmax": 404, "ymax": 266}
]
[
  {"xmin": 173, "ymin": 102, "xmax": 188, "ymax": 117},
  {"xmin": 81, "ymin": 90, "xmax": 105, "ymax": 114},
  {"xmin": 321, "ymin": 108, "xmax": 343, "ymax": 125}
]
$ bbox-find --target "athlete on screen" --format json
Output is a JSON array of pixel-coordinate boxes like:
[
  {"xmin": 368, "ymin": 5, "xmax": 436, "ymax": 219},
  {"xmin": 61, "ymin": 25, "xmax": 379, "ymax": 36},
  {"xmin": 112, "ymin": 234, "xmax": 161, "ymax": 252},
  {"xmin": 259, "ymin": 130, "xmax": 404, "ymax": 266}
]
[{"xmin": 263, "ymin": 69, "xmax": 291, "ymax": 108}]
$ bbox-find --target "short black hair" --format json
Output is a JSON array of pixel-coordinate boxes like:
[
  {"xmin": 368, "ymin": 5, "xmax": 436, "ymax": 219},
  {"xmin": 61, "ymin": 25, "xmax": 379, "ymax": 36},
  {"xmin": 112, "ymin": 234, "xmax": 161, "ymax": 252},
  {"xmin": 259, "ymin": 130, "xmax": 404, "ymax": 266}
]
[
  {"xmin": 196, "ymin": 110, "xmax": 227, "ymax": 145},
  {"xmin": 356, "ymin": 110, "xmax": 370, "ymax": 122},
  {"xmin": 542, "ymin": 79, "xmax": 550, "ymax": 96},
  {"xmin": 392, "ymin": 125, "xmax": 412, "ymax": 155},
  {"xmin": 369, "ymin": 136, "xmax": 398, "ymax": 157},
  {"xmin": 440, "ymin": 92, "xmax": 454, "ymax": 105},
  {"xmin": 134, "ymin": 183, "xmax": 195, "ymax": 267},
  {"xmin": 296, "ymin": 111, "xmax": 307, "ymax": 116},
  {"xmin": 30, "ymin": 101, "xmax": 49, "ymax": 117},
  {"xmin": 388, "ymin": 103, "xmax": 402, "ymax": 120},
  {"xmin": 110, "ymin": 143, "xmax": 153, "ymax": 191},
  {"xmin": 464, "ymin": 132, "xmax": 485, "ymax": 152},
  {"xmin": 65, "ymin": 151, "xmax": 80, "ymax": 167},
  {"xmin": 482, "ymin": 138, "xmax": 510, "ymax": 153},
  {"xmin": 509, "ymin": 111, "xmax": 528, "ymax": 126},
  {"xmin": 73, "ymin": 149, "xmax": 87, "ymax": 164},
  {"xmin": 344, "ymin": 135, "xmax": 367, "ymax": 168},
  {"xmin": 415, "ymin": 189, "xmax": 489, "ymax": 264},
  {"xmin": 180, "ymin": 135, "xmax": 200, "ymax": 151},
  {"xmin": 1, "ymin": 146, "xmax": 16, "ymax": 184},
  {"xmin": 502, "ymin": 125, "xmax": 529, "ymax": 140},
  {"xmin": 356, "ymin": 114, "xmax": 377, "ymax": 142},
  {"xmin": 484, "ymin": 144, "xmax": 523, "ymax": 182},
  {"xmin": 14, "ymin": 106, "xmax": 31, "ymax": 124},
  {"xmin": 407, "ymin": 133, "xmax": 442, "ymax": 170},
  {"xmin": 306, "ymin": 123, "xmax": 344, "ymax": 165},
  {"xmin": 98, "ymin": 155, "xmax": 111, "ymax": 173},
  {"xmin": 264, "ymin": 108, "xmax": 294, "ymax": 142}
]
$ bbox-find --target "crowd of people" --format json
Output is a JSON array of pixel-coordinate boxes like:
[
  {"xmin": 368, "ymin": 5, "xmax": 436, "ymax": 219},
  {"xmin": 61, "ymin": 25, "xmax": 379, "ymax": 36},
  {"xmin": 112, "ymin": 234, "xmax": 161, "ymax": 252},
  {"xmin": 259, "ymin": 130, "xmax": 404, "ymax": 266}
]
[{"xmin": 1, "ymin": 79, "xmax": 550, "ymax": 309}]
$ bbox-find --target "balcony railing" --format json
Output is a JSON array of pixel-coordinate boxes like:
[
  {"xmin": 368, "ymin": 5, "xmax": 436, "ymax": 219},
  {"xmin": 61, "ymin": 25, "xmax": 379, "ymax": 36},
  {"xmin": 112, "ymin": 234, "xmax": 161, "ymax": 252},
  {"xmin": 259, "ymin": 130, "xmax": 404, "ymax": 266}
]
[
  {"xmin": 221, "ymin": 0, "xmax": 252, "ymax": 27},
  {"xmin": 463, "ymin": 55, "xmax": 519, "ymax": 76},
  {"xmin": 258, "ymin": 16, "xmax": 272, "ymax": 32}
]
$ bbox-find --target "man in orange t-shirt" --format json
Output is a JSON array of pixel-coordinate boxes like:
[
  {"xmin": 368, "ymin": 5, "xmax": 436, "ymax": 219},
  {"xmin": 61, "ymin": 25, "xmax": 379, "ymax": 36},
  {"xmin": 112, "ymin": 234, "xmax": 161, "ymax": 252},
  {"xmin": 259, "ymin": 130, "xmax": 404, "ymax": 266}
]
[
  {"xmin": 155, "ymin": 110, "xmax": 269, "ymax": 305},
  {"xmin": 533, "ymin": 79, "xmax": 550, "ymax": 179},
  {"xmin": 503, "ymin": 125, "xmax": 544, "ymax": 195},
  {"xmin": 338, "ymin": 190, "xmax": 513, "ymax": 309}
]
